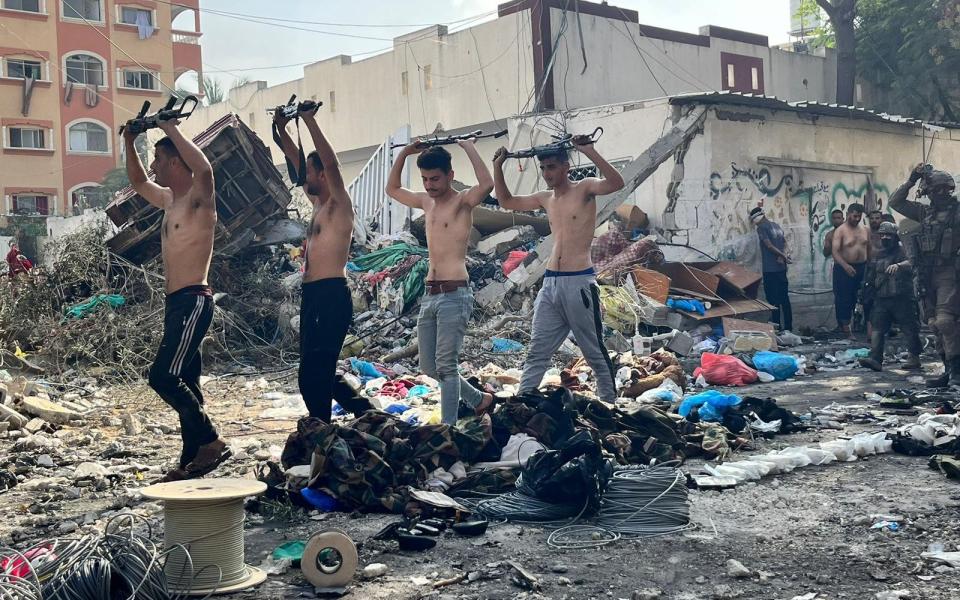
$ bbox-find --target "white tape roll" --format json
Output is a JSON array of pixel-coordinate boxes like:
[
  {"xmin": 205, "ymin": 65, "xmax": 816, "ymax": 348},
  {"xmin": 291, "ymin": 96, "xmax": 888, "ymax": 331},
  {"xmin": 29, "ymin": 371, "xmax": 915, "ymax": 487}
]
[{"xmin": 301, "ymin": 530, "xmax": 358, "ymax": 589}]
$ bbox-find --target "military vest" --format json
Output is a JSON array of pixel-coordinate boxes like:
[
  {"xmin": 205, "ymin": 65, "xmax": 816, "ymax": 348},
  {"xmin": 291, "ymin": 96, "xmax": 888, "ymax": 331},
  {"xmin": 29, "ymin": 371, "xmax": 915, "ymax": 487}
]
[{"xmin": 917, "ymin": 198, "xmax": 960, "ymax": 267}]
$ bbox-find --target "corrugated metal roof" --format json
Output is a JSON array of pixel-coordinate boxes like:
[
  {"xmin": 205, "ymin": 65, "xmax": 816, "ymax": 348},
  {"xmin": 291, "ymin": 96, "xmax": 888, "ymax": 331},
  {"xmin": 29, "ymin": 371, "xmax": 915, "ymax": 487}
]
[{"xmin": 668, "ymin": 91, "xmax": 953, "ymax": 129}]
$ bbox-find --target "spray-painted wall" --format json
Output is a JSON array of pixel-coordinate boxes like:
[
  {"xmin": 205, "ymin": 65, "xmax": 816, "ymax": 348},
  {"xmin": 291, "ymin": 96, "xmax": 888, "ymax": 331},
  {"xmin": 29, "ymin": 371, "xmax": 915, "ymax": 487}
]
[{"xmin": 507, "ymin": 99, "xmax": 960, "ymax": 328}]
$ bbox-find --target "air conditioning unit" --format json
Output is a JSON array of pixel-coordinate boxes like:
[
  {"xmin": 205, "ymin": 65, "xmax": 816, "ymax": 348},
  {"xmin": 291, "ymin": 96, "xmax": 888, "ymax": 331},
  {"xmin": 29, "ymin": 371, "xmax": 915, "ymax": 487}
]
[{"xmin": 793, "ymin": 41, "xmax": 809, "ymax": 54}]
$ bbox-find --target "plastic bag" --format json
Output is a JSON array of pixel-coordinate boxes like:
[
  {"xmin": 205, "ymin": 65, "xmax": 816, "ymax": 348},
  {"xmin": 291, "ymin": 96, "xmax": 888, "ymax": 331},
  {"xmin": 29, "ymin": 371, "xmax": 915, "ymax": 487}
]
[
  {"xmin": 678, "ymin": 390, "xmax": 742, "ymax": 422},
  {"xmin": 503, "ymin": 250, "xmax": 529, "ymax": 276},
  {"xmin": 752, "ymin": 351, "xmax": 800, "ymax": 381},
  {"xmin": 638, "ymin": 379, "xmax": 684, "ymax": 404},
  {"xmin": 492, "ymin": 337, "xmax": 525, "ymax": 353},
  {"xmin": 693, "ymin": 353, "xmax": 758, "ymax": 386}
]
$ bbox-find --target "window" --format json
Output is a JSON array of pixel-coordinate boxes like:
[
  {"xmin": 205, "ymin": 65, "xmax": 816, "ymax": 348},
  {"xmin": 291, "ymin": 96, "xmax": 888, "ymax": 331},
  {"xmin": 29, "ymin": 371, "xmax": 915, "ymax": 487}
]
[
  {"xmin": 12, "ymin": 194, "xmax": 49, "ymax": 215},
  {"xmin": 71, "ymin": 185, "xmax": 109, "ymax": 211},
  {"xmin": 3, "ymin": 0, "xmax": 41, "ymax": 12},
  {"xmin": 6, "ymin": 58, "xmax": 42, "ymax": 79},
  {"xmin": 567, "ymin": 160, "xmax": 629, "ymax": 183},
  {"xmin": 62, "ymin": 0, "xmax": 100, "ymax": 20},
  {"xmin": 9, "ymin": 127, "xmax": 46, "ymax": 149},
  {"xmin": 68, "ymin": 121, "xmax": 108, "ymax": 152},
  {"xmin": 119, "ymin": 5, "xmax": 151, "ymax": 25},
  {"xmin": 423, "ymin": 64, "xmax": 432, "ymax": 90},
  {"xmin": 65, "ymin": 53, "xmax": 103, "ymax": 85},
  {"xmin": 721, "ymin": 52, "xmax": 764, "ymax": 94},
  {"xmin": 122, "ymin": 69, "xmax": 155, "ymax": 90},
  {"xmin": 329, "ymin": 90, "xmax": 336, "ymax": 113},
  {"xmin": 401, "ymin": 71, "xmax": 408, "ymax": 96}
]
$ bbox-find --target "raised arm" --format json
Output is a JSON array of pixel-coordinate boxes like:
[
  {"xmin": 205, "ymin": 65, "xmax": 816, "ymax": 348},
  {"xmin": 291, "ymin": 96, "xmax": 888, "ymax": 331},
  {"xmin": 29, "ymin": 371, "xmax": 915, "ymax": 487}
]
[
  {"xmin": 385, "ymin": 142, "xmax": 424, "ymax": 209},
  {"xmin": 888, "ymin": 165, "xmax": 926, "ymax": 222},
  {"xmin": 572, "ymin": 135, "xmax": 625, "ymax": 196},
  {"xmin": 157, "ymin": 119, "xmax": 214, "ymax": 200},
  {"xmin": 123, "ymin": 128, "xmax": 168, "ymax": 209},
  {"xmin": 457, "ymin": 139, "xmax": 494, "ymax": 208},
  {"xmin": 272, "ymin": 110, "xmax": 301, "ymax": 177},
  {"xmin": 491, "ymin": 147, "xmax": 544, "ymax": 211},
  {"xmin": 301, "ymin": 108, "xmax": 345, "ymax": 195}
]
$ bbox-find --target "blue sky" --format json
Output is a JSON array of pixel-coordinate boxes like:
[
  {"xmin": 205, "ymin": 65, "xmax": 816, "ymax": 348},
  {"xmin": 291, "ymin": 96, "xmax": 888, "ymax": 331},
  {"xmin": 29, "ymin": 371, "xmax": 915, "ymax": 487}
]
[{"xmin": 184, "ymin": 1, "xmax": 798, "ymax": 90}]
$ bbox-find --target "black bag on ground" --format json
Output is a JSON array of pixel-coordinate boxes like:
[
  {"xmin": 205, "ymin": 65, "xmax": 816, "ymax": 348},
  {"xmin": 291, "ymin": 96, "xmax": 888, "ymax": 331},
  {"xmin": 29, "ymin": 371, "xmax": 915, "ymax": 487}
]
[{"xmin": 516, "ymin": 430, "xmax": 608, "ymax": 514}]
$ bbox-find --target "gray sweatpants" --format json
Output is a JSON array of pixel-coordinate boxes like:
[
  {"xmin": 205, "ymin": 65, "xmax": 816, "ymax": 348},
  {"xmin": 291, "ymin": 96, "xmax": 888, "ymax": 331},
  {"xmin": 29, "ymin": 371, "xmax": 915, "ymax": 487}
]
[
  {"xmin": 519, "ymin": 272, "xmax": 617, "ymax": 401},
  {"xmin": 417, "ymin": 287, "xmax": 483, "ymax": 425}
]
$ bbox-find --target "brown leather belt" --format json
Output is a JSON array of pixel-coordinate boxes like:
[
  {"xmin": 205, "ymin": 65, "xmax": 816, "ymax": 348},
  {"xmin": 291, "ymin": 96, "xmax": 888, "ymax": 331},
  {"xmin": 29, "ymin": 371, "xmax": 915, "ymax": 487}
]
[{"xmin": 426, "ymin": 280, "xmax": 468, "ymax": 295}]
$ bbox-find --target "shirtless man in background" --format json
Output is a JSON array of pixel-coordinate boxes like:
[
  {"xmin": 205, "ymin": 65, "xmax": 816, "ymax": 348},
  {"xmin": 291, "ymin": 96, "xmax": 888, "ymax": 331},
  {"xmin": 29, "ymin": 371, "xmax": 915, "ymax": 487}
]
[
  {"xmin": 274, "ymin": 105, "xmax": 373, "ymax": 423},
  {"xmin": 822, "ymin": 209, "xmax": 845, "ymax": 258},
  {"xmin": 832, "ymin": 203, "xmax": 871, "ymax": 335},
  {"xmin": 385, "ymin": 140, "xmax": 495, "ymax": 425},
  {"xmin": 125, "ymin": 118, "xmax": 229, "ymax": 482},
  {"xmin": 492, "ymin": 135, "xmax": 625, "ymax": 402}
]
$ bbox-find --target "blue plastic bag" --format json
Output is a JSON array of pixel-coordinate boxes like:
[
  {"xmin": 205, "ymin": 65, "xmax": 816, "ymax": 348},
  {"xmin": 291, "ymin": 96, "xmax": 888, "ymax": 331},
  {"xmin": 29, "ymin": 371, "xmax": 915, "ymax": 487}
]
[
  {"xmin": 331, "ymin": 401, "xmax": 346, "ymax": 417},
  {"xmin": 349, "ymin": 358, "xmax": 383, "ymax": 378},
  {"xmin": 752, "ymin": 351, "xmax": 799, "ymax": 381},
  {"xmin": 491, "ymin": 337, "xmax": 525, "ymax": 353},
  {"xmin": 407, "ymin": 385, "xmax": 431, "ymax": 398},
  {"xmin": 667, "ymin": 298, "xmax": 706, "ymax": 315},
  {"xmin": 384, "ymin": 403, "xmax": 409, "ymax": 415},
  {"xmin": 678, "ymin": 390, "xmax": 742, "ymax": 422},
  {"xmin": 300, "ymin": 488, "xmax": 338, "ymax": 512}
]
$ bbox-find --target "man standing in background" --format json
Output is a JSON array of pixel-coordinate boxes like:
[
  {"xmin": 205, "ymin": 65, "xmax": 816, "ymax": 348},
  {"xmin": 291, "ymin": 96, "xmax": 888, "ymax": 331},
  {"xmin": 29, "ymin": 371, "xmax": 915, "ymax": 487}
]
[
  {"xmin": 831, "ymin": 203, "xmax": 870, "ymax": 336},
  {"xmin": 750, "ymin": 207, "xmax": 793, "ymax": 332},
  {"xmin": 822, "ymin": 209, "xmax": 845, "ymax": 258}
]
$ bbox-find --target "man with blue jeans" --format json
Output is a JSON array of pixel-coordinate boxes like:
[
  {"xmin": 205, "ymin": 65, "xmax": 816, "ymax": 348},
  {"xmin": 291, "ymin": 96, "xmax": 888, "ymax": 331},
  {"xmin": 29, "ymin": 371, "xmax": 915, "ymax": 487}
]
[
  {"xmin": 386, "ymin": 141, "xmax": 495, "ymax": 425},
  {"xmin": 750, "ymin": 206, "xmax": 794, "ymax": 331},
  {"xmin": 492, "ymin": 135, "xmax": 625, "ymax": 402}
]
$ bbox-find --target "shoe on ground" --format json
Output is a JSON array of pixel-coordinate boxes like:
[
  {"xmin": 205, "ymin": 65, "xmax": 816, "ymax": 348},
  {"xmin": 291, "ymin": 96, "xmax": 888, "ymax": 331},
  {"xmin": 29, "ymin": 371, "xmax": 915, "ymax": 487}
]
[
  {"xmin": 184, "ymin": 438, "xmax": 232, "ymax": 478},
  {"xmin": 858, "ymin": 357, "xmax": 882, "ymax": 372},
  {"xmin": 901, "ymin": 355, "xmax": 922, "ymax": 370}
]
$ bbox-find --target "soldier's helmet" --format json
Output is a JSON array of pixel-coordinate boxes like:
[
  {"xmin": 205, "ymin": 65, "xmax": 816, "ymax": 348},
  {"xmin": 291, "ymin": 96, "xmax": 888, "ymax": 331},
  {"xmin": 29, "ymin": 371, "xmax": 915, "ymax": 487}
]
[
  {"xmin": 924, "ymin": 169, "xmax": 957, "ymax": 193},
  {"xmin": 878, "ymin": 221, "xmax": 899, "ymax": 236}
]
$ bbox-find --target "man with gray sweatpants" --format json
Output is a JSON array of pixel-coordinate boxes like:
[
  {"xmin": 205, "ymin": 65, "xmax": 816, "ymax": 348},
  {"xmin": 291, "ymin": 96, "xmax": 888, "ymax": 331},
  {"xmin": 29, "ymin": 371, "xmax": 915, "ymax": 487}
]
[{"xmin": 492, "ymin": 135, "xmax": 625, "ymax": 402}]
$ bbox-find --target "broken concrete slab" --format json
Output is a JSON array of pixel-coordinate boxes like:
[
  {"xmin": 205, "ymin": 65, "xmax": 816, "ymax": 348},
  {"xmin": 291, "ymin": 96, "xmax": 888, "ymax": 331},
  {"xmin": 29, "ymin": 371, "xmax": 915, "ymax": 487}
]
[
  {"xmin": 0, "ymin": 402, "xmax": 28, "ymax": 429},
  {"xmin": 20, "ymin": 396, "xmax": 82, "ymax": 425},
  {"xmin": 476, "ymin": 225, "xmax": 538, "ymax": 256}
]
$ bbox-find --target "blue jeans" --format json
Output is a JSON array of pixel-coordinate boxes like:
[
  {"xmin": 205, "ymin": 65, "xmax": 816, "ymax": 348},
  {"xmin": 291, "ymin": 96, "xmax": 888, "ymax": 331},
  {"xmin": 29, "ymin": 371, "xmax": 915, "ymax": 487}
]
[{"xmin": 417, "ymin": 287, "xmax": 482, "ymax": 425}]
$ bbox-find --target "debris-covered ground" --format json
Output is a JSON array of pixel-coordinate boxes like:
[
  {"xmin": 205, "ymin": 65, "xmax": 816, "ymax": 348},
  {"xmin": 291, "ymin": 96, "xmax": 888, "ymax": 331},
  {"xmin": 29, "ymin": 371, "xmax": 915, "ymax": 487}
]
[{"xmin": 1, "ymin": 338, "xmax": 958, "ymax": 600}]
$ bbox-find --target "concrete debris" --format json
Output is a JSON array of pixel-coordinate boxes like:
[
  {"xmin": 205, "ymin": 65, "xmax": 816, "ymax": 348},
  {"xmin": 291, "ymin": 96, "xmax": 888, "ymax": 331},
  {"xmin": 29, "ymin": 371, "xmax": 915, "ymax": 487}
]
[
  {"xmin": 0, "ymin": 403, "xmax": 28, "ymax": 429},
  {"xmin": 725, "ymin": 559, "xmax": 752, "ymax": 578},
  {"xmin": 20, "ymin": 396, "xmax": 82, "ymax": 425},
  {"xmin": 362, "ymin": 563, "xmax": 389, "ymax": 580}
]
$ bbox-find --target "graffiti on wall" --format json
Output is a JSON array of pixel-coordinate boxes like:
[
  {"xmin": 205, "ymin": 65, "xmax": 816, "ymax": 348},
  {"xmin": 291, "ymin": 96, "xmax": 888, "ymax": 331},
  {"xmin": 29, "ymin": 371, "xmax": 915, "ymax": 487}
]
[{"xmin": 693, "ymin": 162, "xmax": 891, "ymax": 290}]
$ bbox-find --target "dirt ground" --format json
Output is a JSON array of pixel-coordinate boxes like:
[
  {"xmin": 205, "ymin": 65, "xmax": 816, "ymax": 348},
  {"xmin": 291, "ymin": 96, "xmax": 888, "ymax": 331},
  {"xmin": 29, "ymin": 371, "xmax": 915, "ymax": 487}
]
[{"xmin": 2, "ymin": 347, "xmax": 959, "ymax": 600}]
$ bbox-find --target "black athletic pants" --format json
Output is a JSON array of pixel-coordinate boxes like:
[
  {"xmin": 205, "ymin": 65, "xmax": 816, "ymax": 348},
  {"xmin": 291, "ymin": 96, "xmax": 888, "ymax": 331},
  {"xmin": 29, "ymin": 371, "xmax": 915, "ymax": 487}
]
[
  {"xmin": 149, "ymin": 285, "xmax": 218, "ymax": 468},
  {"xmin": 762, "ymin": 270, "xmax": 793, "ymax": 331},
  {"xmin": 299, "ymin": 278, "xmax": 374, "ymax": 423}
]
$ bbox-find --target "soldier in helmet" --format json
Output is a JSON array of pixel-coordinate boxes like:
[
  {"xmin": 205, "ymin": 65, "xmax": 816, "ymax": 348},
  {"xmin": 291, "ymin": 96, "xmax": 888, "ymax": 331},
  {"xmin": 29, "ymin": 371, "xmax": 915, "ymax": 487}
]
[
  {"xmin": 889, "ymin": 164, "xmax": 960, "ymax": 387},
  {"xmin": 858, "ymin": 221, "xmax": 922, "ymax": 372}
]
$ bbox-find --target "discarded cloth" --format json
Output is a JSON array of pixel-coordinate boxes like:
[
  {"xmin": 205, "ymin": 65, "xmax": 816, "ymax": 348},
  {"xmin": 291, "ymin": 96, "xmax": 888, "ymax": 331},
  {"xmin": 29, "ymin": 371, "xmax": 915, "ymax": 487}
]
[{"xmin": 64, "ymin": 294, "xmax": 125, "ymax": 320}]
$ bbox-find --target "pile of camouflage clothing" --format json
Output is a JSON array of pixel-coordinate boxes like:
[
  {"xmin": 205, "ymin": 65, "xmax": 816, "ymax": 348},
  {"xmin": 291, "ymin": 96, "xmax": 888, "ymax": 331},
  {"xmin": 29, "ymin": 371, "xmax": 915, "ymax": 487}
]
[{"xmin": 279, "ymin": 386, "xmax": 749, "ymax": 514}]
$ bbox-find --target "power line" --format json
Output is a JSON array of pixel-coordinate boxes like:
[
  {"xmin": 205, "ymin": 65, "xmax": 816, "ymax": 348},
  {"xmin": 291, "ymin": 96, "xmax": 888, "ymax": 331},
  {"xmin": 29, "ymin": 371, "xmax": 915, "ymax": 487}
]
[{"xmin": 151, "ymin": 0, "xmax": 520, "ymax": 29}]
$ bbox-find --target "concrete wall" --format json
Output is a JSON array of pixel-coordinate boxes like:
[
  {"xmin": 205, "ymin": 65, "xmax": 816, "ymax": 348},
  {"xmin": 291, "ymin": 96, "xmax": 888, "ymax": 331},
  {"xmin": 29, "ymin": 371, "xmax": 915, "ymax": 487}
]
[
  {"xmin": 507, "ymin": 100, "xmax": 960, "ymax": 329},
  {"xmin": 549, "ymin": 10, "xmax": 835, "ymax": 111},
  {"xmin": 180, "ymin": 11, "xmax": 536, "ymax": 186}
]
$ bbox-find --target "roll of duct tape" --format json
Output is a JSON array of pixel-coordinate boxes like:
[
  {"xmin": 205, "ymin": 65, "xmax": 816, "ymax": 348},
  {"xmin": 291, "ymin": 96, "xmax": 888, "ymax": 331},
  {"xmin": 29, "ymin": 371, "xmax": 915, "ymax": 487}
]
[{"xmin": 301, "ymin": 530, "xmax": 358, "ymax": 589}]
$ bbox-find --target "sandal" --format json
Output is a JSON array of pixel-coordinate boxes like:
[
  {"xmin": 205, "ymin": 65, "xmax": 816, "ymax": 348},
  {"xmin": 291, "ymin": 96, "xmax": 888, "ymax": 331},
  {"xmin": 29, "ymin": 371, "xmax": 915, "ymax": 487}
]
[{"xmin": 184, "ymin": 439, "xmax": 233, "ymax": 478}]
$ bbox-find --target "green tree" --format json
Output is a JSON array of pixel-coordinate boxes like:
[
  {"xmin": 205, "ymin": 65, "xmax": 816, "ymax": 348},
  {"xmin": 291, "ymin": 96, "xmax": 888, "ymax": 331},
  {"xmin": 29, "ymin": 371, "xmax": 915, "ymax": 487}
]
[
  {"xmin": 813, "ymin": 0, "xmax": 858, "ymax": 107},
  {"xmin": 799, "ymin": 0, "xmax": 960, "ymax": 120}
]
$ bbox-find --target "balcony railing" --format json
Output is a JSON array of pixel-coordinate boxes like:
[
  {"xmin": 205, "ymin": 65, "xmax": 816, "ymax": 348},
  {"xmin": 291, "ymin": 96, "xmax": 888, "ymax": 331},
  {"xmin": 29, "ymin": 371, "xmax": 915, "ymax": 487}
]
[{"xmin": 171, "ymin": 30, "xmax": 201, "ymax": 45}]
